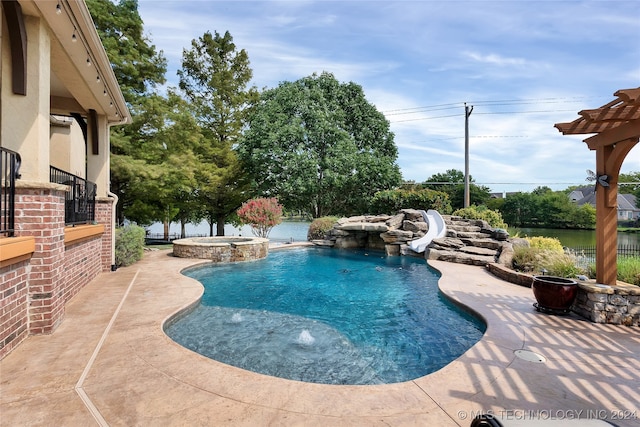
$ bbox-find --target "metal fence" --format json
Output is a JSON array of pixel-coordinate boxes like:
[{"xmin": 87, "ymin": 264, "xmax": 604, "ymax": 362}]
[
  {"xmin": 1, "ymin": 147, "xmax": 22, "ymax": 237},
  {"xmin": 568, "ymin": 245, "xmax": 640, "ymax": 258},
  {"xmin": 50, "ymin": 166, "xmax": 97, "ymax": 225},
  {"xmin": 567, "ymin": 244, "xmax": 640, "ymax": 269}
]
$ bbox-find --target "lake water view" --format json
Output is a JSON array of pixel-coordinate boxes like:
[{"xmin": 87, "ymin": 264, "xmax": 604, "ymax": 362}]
[
  {"xmin": 516, "ymin": 228, "xmax": 640, "ymax": 248},
  {"xmin": 146, "ymin": 220, "xmax": 311, "ymax": 242},
  {"xmin": 147, "ymin": 221, "xmax": 639, "ymax": 248}
]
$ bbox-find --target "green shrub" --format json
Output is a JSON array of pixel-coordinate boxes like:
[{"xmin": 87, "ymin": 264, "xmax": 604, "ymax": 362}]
[
  {"xmin": 545, "ymin": 253, "xmax": 582, "ymax": 278},
  {"xmin": 590, "ymin": 257, "xmax": 640, "ymax": 285},
  {"xmin": 619, "ymin": 257, "xmax": 640, "ymax": 285},
  {"xmin": 370, "ymin": 188, "xmax": 452, "ymax": 215},
  {"xmin": 527, "ymin": 236, "xmax": 563, "ymax": 253},
  {"xmin": 452, "ymin": 205, "xmax": 507, "ymax": 229},
  {"xmin": 307, "ymin": 216, "xmax": 339, "ymax": 240},
  {"xmin": 512, "ymin": 246, "xmax": 542, "ymax": 272},
  {"xmin": 512, "ymin": 242, "xmax": 583, "ymax": 278},
  {"xmin": 115, "ymin": 224, "xmax": 145, "ymax": 267}
]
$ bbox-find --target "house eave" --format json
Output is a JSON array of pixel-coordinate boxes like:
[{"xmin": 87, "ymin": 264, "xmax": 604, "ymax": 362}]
[{"xmin": 25, "ymin": 0, "xmax": 130, "ymax": 124}]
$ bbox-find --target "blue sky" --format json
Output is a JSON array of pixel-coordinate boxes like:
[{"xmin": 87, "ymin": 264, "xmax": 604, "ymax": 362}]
[{"xmin": 137, "ymin": 0, "xmax": 640, "ymax": 194}]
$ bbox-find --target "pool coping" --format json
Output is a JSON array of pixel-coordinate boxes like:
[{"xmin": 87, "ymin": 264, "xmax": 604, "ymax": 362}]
[{"xmin": 1, "ymin": 246, "xmax": 638, "ymax": 425}]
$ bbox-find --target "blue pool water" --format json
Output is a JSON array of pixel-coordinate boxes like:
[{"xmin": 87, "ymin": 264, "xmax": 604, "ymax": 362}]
[{"xmin": 165, "ymin": 247, "xmax": 485, "ymax": 385}]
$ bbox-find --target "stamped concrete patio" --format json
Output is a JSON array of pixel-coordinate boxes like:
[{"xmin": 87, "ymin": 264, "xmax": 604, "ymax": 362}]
[{"xmin": 1, "ymin": 246, "xmax": 638, "ymax": 426}]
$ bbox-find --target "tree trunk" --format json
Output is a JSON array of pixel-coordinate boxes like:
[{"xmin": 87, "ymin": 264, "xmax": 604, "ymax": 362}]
[
  {"xmin": 208, "ymin": 221, "xmax": 214, "ymax": 237},
  {"xmin": 180, "ymin": 220, "xmax": 186, "ymax": 238},
  {"xmin": 216, "ymin": 216, "xmax": 225, "ymax": 236},
  {"xmin": 163, "ymin": 220, "xmax": 170, "ymax": 241}
]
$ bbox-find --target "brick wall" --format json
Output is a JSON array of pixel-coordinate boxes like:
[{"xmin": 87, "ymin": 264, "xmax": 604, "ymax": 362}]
[
  {"xmin": 95, "ymin": 198, "xmax": 114, "ymax": 271},
  {"xmin": 15, "ymin": 187, "xmax": 67, "ymax": 335},
  {"xmin": 63, "ymin": 238, "xmax": 103, "ymax": 303},
  {"xmin": 0, "ymin": 260, "xmax": 30, "ymax": 358},
  {"xmin": 0, "ymin": 187, "xmax": 116, "ymax": 360}
]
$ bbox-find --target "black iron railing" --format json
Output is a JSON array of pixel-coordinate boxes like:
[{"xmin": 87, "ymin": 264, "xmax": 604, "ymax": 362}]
[
  {"xmin": 1, "ymin": 147, "xmax": 22, "ymax": 237},
  {"xmin": 50, "ymin": 166, "xmax": 97, "ymax": 225},
  {"xmin": 567, "ymin": 244, "xmax": 640, "ymax": 269},
  {"xmin": 568, "ymin": 245, "xmax": 640, "ymax": 258}
]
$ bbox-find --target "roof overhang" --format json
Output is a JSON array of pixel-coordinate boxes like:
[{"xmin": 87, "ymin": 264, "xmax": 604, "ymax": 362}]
[{"xmin": 19, "ymin": 0, "xmax": 130, "ymax": 125}]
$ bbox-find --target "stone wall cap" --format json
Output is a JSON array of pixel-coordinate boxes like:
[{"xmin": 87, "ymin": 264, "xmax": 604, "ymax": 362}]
[
  {"xmin": 577, "ymin": 281, "xmax": 640, "ymax": 295},
  {"xmin": 336, "ymin": 222, "xmax": 389, "ymax": 232},
  {"xmin": 15, "ymin": 180, "xmax": 68, "ymax": 192}
]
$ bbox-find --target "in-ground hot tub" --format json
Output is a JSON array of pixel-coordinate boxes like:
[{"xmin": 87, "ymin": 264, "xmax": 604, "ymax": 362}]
[{"xmin": 173, "ymin": 236, "xmax": 269, "ymax": 263}]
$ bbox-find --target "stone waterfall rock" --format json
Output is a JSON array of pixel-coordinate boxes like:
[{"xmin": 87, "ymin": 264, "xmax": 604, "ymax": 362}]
[
  {"xmin": 315, "ymin": 212, "xmax": 514, "ymax": 267},
  {"xmin": 380, "ymin": 229, "xmax": 414, "ymax": 244}
]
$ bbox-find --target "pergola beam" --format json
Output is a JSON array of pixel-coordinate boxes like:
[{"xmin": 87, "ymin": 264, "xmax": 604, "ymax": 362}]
[
  {"xmin": 585, "ymin": 121, "xmax": 640, "ymax": 150},
  {"xmin": 580, "ymin": 106, "xmax": 639, "ymax": 123}
]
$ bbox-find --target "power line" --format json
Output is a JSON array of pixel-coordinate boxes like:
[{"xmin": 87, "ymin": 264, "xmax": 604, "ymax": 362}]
[
  {"xmin": 475, "ymin": 109, "xmax": 578, "ymax": 115},
  {"xmin": 388, "ymin": 108, "xmax": 580, "ymax": 123},
  {"xmin": 470, "ymin": 96, "xmax": 607, "ymax": 105},
  {"xmin": 381, "ymin": 95, "xmax": 608, "ymax": 118},
  {"xmin": 389, "ymin": 113, "xmax": 463, "ymax": 123},
  {"xmin": 382, "ymin": 102, "xmax": 462, "ymax": 114},
  {"xmin": 384, "ymin": 105, "xmax": 461, "ymax": 116}
]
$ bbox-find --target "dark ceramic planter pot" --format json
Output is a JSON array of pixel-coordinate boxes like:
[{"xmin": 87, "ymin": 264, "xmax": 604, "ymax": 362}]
[{"xmin": 532, "ymin": 276, "xmax": 578, "ymax": 314}]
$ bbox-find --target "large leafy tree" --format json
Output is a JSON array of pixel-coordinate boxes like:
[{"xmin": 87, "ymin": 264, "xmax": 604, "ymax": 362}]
[
  {"xmin": 239, "ymin": 72, "xmax": 401, "ymax": 218},
  {"xmin": 86, "ymin": 0, "xmax": 168, "ymax": 225},
  {"xmin": 178, "ymin": 31, "xmax": 258, "ymax": 235},
  {"xmin": 499, "ymin": 189, "xmax": 595, "ymax": 229},
  {"xmin": 422, "ymin": 169, "xmax": 491, "ymax": 209}
]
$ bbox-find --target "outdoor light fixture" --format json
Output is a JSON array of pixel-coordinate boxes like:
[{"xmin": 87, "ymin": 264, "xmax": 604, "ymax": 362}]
[
  {"xmin": 86, "ymin": 56, "xmax": 91, "ymax": 66},
  {"xmin": 56, "ymin": 2, "xmax": 62, "ymax": 15},
  {"xmin": 96, "ymin": 75, "xmax": 100, "ymax": 83},
  {"xmin": 71, "ymin": 28, "xmax": 77, "ymax": 42}
]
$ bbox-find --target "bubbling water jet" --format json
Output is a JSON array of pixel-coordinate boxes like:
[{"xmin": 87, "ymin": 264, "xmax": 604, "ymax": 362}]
[{"xmin": 297, "ymin": 329, "xmax": 315, "ymax": 345}]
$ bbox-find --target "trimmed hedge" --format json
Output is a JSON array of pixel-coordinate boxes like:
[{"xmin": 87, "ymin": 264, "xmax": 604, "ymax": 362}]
[
  {"xmin": 452, "ymin": 205, "xmax": 507, "ymax": 229},
  {"xmin": 115, "ymin": 224, "xmax": 145, "ymax": 267},
  {"xmin": 307, "ymin": 216, "xmax": 339, "ymax": 240},
  {"xmin": 370, "ymin": 189, "xmax": 451, "ymax": 215}
]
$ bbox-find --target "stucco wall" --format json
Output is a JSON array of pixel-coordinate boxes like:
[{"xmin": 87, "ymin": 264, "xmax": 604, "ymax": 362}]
[
  {"xmin": 50, "ymin": 117, "xmax": 86, "ymax": 178},
  {"xmin": 1, "ymin": 15, "xmax": 51, "ymax": 182}
]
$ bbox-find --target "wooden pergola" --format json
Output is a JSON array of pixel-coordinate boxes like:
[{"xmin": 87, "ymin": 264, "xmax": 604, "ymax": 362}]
[{"xmin": 555, "ymin": 88, "xmax": 640, "ymax": 285}]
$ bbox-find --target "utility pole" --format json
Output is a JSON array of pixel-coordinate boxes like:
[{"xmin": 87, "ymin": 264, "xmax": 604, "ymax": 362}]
[{"xmin": 464, "ymin": 102, "xmax": 473, "ymax": 208}]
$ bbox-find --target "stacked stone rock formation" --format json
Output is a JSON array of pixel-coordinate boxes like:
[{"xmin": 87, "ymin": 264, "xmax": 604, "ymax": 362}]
[{"xmin": 313, "ymin": 210, "xmax": 516, "ymax": 266}]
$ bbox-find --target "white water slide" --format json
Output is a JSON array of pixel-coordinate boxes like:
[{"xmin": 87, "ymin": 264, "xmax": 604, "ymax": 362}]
[{"xmin": 408, "ymin": 209, "xmax": 447, "ymax": 253}]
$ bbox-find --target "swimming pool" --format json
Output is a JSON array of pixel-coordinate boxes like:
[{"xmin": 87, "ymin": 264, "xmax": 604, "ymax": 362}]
[{"xmin": 165, "ymin": 247, "xmax": 485, "ymax": 385}]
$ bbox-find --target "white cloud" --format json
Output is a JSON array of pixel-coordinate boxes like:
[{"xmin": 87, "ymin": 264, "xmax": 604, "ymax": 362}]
[{"xmin": 463, "ymin": 52, "xmax": 527, "ymax": 67}]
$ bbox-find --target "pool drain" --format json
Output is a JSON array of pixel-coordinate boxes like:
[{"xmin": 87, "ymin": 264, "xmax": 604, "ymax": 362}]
[{"xmin": 514, "ymin": 349, "xmax": 546, "ymax": 363}]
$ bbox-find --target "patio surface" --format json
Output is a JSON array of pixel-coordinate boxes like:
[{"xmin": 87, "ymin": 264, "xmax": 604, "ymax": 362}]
[{"xmin": 1, "ymin": 246, "xmax": 639, "ymax": 426}]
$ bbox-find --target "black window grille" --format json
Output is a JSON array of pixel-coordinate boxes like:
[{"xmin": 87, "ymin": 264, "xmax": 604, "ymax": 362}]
[
  {"xmin": 50, "ymin": 166, "xmax": 97, "ymax": 225},
  {"xmin": 1, "ymin": 147, "xmax": 21, "ymax": 237}
]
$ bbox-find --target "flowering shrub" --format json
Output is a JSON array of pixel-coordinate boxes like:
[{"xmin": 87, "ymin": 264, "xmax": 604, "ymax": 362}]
[{"xmin": 236, "ymin": 197, "xmax": 283, "ymax": 238}]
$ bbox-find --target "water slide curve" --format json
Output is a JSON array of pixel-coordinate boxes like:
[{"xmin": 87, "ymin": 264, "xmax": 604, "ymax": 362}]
[{"xmin": 408, "ymin": 209, "xmax": 447, "ymax": 253}]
